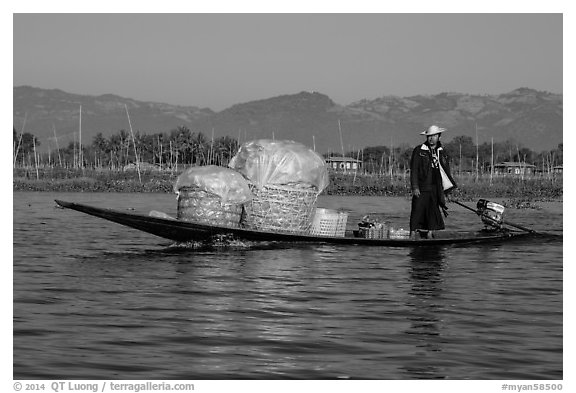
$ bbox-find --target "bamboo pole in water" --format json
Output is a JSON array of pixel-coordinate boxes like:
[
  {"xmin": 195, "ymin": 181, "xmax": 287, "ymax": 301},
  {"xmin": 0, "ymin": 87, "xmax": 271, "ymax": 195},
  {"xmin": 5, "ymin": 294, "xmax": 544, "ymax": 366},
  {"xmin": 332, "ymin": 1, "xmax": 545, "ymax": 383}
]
[
  {"xmin": 210, "ymin": 128, "xmax": 215, "ymax": 165},
  {"xmin": 73, "ymin": 132, "xmax": 77, "ymax": 169},
  {"xmin": 490, "ymin": 137, "xmax": 494, "ymax": 185},
  {"xmin": 459, "ymin": 143, "xmax": 462, "ymax": 177},
  {"xmin": 158, "ymin": 135, "xmax": 163, "ymax": 169},
  {"xmin": 353, "ymin": 149, "xmax": 361, "ymax": 184},
  {"xmin": 33, "ymin": 135, "xmax": 39, "ymax": 180},
  {"xmin": 169, "ymin": 140, "xmax": 173, "ymax": 173},
  {"xmin": 53, "ymin": 124, "xmax": 62, "ymax": 167},
  {"xmin": 516, "ymin": 145, "xmax": 525, "ymax": 181},
  {"xmin": 475, "ymin": 122, "xmax": 479, "ymax": 182},
  {"xmin": 13, "ymin": 112, "xmax": 27, "ymax": 168},
  {"xmin": 389, "ymin": 136, "xmax": 393, "ymax": 181},
  {"xmin": 124, "ymin": 104, "xmax": 142, "ymax": 184},
  {"xmin": 79, "ymin": 105, "xmax": 82, "ymax": 169},
  {"xmin": 338, "ymin": 120, "xmax": 346, "ymax": 173}
]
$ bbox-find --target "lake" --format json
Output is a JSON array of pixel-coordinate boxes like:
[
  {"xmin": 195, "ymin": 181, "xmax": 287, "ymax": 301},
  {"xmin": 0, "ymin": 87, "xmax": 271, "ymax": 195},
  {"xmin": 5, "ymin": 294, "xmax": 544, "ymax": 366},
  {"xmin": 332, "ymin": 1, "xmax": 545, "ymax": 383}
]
[{"xmin": 13, "ymin": 192, "xmax": 563, "ymax": 380}]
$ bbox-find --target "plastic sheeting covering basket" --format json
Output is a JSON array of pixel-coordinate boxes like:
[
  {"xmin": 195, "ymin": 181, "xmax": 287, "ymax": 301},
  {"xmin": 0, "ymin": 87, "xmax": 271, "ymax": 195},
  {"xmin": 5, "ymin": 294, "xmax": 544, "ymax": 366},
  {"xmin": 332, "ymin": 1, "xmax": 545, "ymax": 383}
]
[
  {"xmin": 243, "ymin": 183, "xmax": 318, "ymax": 233},
  {"xmin": 310, "ymin": 208, "xmax": 348, "ymax": 237},
  {"xmin": 177, "ymin": 186, "xmax": 243, "ymax": 228}
]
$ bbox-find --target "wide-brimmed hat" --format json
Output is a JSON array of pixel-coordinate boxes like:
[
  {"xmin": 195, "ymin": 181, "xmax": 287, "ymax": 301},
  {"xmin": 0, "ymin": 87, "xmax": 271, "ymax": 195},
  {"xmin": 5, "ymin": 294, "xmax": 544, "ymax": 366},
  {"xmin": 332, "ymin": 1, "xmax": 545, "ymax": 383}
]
[{"xmin": 421, "ymin": 125, "xmax": 446, "ymax": 136}]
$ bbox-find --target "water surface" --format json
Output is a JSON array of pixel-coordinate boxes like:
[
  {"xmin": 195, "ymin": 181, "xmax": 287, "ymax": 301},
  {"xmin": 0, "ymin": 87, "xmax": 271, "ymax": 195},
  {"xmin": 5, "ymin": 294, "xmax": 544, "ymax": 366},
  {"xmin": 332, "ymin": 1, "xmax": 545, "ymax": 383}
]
[{"xmin": 13, "ymin": 192, "xmax": 562, "ymax": 379}]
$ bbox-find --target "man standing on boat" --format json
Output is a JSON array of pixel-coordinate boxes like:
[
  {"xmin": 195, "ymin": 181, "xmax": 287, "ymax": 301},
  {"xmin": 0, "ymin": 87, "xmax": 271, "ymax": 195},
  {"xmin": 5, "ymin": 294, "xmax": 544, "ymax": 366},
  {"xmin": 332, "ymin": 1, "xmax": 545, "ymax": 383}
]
[{"xmin": 409, "ymin": 125, "xmax": 457, "ymax": 239}]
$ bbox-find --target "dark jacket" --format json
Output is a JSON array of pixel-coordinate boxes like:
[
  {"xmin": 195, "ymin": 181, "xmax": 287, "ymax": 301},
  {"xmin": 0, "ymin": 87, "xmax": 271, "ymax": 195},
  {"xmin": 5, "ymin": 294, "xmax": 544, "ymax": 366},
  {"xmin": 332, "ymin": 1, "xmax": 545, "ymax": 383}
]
[{"xmin": 410, "ymin": 143, "xmax": 457, "ymax": 208}]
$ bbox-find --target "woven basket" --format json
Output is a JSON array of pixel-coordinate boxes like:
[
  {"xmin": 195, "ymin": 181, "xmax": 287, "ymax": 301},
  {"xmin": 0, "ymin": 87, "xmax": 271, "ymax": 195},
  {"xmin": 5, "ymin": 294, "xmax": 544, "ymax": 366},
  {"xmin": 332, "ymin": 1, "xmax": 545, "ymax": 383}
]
[
  {"xmin": 177, "ymin": 186, "xmax": 243, "ymax": 228},
  {"xmin": 310, "ymin": 208, "xmax": 348, "ymax": 237},
  {"xmin": 243, "ymin": 183, "xmax": 318, "ymax": 233}
]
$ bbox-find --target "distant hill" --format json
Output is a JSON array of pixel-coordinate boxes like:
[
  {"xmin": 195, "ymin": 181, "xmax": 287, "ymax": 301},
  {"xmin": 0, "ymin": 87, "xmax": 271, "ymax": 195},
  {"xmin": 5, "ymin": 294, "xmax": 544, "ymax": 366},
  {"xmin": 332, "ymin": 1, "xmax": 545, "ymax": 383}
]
[{"xmin": 13, "ymin": 86, "xmax": 562, "ymax": 153}]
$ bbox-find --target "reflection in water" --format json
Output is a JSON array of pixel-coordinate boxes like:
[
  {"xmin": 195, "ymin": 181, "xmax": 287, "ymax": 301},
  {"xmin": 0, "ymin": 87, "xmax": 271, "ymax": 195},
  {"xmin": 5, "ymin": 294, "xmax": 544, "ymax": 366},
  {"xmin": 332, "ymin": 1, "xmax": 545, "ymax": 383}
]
[
  {"xmin": 171, "ymin": 249, "xmax": 312, "ymax": 377},
  {"xmin": 402, "ymin": 246, "xmax": 447, "ymax": 379}
]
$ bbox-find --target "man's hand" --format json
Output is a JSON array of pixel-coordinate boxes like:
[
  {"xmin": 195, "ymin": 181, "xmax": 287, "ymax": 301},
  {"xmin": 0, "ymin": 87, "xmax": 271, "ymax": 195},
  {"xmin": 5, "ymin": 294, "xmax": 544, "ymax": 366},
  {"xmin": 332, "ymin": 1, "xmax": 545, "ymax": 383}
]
[{"xmin": 413, "ymin": 189, "xmax": 420, "ymax": 198}]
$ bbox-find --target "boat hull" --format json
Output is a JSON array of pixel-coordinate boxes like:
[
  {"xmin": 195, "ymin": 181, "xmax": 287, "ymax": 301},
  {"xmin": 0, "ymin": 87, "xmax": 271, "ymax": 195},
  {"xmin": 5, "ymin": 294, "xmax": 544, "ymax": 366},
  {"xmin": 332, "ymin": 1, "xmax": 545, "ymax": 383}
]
[{"xmin": 54, "ymin": 200, "xmax": 532, "ymax": 246}]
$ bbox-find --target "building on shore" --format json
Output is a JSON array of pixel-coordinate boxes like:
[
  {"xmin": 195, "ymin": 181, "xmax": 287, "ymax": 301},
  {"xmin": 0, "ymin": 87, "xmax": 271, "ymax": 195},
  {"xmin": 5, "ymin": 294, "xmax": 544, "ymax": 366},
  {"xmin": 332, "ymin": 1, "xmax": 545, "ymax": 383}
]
[
  {"xmin": 491, "ymin": 161, "xmax": 537, "ymax": 176},
  {"xmin": 325, "ymin": 156, "xmax": 363, "ymax": 171}
]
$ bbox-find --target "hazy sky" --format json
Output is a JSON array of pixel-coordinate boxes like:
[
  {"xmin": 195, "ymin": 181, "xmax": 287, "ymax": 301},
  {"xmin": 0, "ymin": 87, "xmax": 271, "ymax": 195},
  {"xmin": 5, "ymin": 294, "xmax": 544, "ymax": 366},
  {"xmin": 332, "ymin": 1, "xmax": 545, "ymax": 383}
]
[{"xmin": 13, "ymin": 13, "xmax": 562, "ymax": 111}]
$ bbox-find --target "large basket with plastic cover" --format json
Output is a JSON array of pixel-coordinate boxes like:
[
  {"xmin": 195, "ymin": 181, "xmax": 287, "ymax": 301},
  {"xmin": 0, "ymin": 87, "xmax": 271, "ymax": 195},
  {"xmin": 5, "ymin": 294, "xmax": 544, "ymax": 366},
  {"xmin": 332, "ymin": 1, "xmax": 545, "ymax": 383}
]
[
  {"xmin": 174, "ymin": 166, "xmax": 252, "ymax": 228},
  {"xmin": 244, "ymin": 183, "xmax": 318, "ymax": 233},
  {"xmin": 229, "ymin": 139, "xmax": 329, "ymax": 233}
]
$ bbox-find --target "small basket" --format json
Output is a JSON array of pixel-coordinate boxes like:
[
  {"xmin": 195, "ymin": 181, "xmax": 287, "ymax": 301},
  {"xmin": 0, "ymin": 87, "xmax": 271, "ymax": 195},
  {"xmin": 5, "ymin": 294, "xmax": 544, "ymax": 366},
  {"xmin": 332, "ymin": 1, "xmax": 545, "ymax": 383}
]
[
  {"xmin": 243, "ymin": 183, "xmax": 318, "ymax": 233},
  {"xmin": 310, "ymin": 208, "xmax": 348, "ymax": 237},
  {"xmin": 388, "ymin": 227, "xmax": 410, "ymax": 239},
  {"xmin": 177, "ymin": 186, "xmax": 243, "ymax": 228},
  {"xmin": 359, "ymin": 223, "xmax": 389, "ymax": 239}
]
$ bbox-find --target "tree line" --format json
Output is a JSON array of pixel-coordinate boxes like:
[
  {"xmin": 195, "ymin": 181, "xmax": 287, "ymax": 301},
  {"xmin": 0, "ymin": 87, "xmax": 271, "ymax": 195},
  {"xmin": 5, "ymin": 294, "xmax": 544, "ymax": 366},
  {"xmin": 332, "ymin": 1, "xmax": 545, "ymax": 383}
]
[
  {"xmin": 13, "ymin": 127, "xmax": 562, "ymax": 176},
  {"xmin": 13, "ymin": 126, "xmax": 239, "ymax": 170},
  {"xmin": 339, "ymin": 135, "xmax": 563, "ymax": 176}
]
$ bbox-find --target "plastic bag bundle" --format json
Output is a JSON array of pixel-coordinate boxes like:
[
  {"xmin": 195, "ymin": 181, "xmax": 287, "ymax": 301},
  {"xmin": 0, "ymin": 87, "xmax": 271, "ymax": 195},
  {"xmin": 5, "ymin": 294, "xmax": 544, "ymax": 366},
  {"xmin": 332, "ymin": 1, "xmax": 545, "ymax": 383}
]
[
  {"xmin": 228, "ymin": 139, "xmax": 329, "ymax": 192},
  {"xmin": 174, "ymin": 166, "xmax": 252, "ymax": 228},
  {"xmin": 174, "ymin": 165, "xmax": 252, "ymax": 204}
]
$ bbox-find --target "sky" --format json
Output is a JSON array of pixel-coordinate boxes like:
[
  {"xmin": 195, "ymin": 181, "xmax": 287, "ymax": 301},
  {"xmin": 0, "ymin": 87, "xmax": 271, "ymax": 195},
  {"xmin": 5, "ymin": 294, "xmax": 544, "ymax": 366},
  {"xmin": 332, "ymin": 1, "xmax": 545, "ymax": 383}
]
[{"xmin": 12, "ymin": 12, "xmax": 563, "ymax": 111}]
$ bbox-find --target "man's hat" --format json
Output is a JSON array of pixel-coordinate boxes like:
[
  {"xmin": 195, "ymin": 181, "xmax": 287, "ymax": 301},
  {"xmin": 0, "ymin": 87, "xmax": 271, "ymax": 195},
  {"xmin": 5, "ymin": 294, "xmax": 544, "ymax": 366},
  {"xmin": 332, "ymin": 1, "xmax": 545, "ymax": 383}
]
[{"xmin": 421, "ymin": 125, "xmax": 446, "ymax": 136}]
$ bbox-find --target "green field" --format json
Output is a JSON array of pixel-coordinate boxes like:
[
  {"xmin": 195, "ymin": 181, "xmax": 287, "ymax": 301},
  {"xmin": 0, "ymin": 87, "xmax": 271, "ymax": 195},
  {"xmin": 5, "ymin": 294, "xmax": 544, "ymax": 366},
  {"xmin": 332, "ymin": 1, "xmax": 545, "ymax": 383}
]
[{"xmin": 13, "ymin": 167, "xmax": 562, "ymax": 205}]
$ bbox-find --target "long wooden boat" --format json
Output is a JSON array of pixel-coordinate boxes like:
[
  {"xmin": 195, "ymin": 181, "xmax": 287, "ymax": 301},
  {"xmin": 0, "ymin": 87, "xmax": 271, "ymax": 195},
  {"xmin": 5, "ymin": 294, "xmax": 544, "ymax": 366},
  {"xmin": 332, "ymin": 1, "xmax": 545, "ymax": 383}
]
[{"xmin": 54, "ymin": 199, "xmax": 537, "ymax": 247}]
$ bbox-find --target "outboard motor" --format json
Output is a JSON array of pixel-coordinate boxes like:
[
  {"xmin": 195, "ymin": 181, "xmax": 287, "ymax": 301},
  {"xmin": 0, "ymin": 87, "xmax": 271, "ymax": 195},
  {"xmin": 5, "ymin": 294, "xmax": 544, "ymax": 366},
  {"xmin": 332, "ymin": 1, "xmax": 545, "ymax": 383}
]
[{"xmin": 476, "ymin": 199, "xmax": 505, "ymax": 229}]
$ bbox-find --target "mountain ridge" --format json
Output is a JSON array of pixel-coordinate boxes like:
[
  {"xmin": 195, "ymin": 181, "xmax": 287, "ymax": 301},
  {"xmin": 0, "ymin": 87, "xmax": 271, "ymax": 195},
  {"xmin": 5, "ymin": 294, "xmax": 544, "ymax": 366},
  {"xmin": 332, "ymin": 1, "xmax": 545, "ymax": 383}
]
[{"xmin": 13, "ymin": 86, "xmax": 562, "ymax": 153}]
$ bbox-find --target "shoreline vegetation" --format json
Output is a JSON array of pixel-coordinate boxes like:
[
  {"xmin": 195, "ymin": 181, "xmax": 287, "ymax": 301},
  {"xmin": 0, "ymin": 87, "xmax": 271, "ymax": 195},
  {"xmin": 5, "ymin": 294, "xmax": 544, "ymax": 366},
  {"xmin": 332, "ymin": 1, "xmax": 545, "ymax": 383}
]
[{"xmin": 13, "ymin": 168, "xmax": 562, "ymax": 207}]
